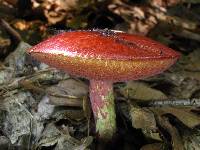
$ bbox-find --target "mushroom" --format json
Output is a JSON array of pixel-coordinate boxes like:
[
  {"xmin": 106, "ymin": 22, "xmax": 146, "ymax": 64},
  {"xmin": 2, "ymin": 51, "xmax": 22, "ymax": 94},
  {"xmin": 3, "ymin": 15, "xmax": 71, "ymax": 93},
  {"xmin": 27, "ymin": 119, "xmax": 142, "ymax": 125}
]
[{"xmin": 27, "ymin": 29, "xmax": 180, "ymax": 141}]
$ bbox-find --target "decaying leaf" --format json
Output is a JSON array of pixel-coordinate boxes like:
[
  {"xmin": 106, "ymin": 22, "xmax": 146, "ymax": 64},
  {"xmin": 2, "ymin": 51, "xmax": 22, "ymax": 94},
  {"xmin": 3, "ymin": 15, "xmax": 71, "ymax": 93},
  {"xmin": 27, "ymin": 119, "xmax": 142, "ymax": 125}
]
[
  {"xmin": 0, "ymin": 67, "xmax": 14, "ymax": 85},
  {"xmin": 129, "ymin": 103, "xmax": 161, "ymax": 141},
  {"xmin": 156, "ymin": 114, "xmax": 200, "ymax": 150},
  {"xmin": 37, "ymin": 123, "xmax": 92, "ymax": 150},
  {"xmin": 119, "ymin": 81, "xmax": 167, "ymax": 101},
  {"xmin": 183, "ymin": 129, "xmax": 200, "ymax": 150},
  {"xmin": 34, "ymin": 95, "xmax": 55, "ymax": 121},
  {"xmin": 170, "ymin": 77, "xmax": 200, "ymax": 98},
  {"xmin": 4, "ymin": 41, "xmax": 31, "ymax": 75},
  {"xmin": 52, "ymin": 107, "xmax": 85, "ymax": 124},
  {"xmin": 151, "ymin": 0, "xmax": 182, "ymax": 7},
  {"xmin": 47, "ymin": 78, "xmax": 88, "ymax": 107},
  {"xmin": 32, "ymin": 0, "xmax": 78, "ymax": 24},
  {"xmin": 0, "ymin": 136, "xmax": 11, "ymax": 149},
  {"xmin": 140, "ymin": 143, "xmax": 164, "ymax": 150},
  {"xmin": 1, "ymin": 91, "xmax": 35, "ymax": 144},
  {"xmin": 156, "ymin": 115, "xmax": 184, "ymax": 150},
  {"xmin": 1, "ymin": 0, "xmax": 200, "ymax": 149},
  {"xmin": 151, "ymin": 107, "xmax": 200, "ymax": 128},
  {"xmin": 109, "ymin": 4, "xmax": 158, "ymax": 35},
  {"xmin": 180, "ymin": 49, "xmax": 200, "ymax": 72},
  {"xmin": 130, "ymin": 104, "xmax": 156, "ymax": 130}
]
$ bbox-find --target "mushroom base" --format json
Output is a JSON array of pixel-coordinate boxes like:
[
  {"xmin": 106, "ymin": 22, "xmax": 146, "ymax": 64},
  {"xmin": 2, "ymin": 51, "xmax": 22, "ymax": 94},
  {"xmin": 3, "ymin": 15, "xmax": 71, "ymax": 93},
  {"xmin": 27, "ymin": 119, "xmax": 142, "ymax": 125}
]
[{"xmin": 90, "ymin": 80, "xmax": 116, "ymax": 141}]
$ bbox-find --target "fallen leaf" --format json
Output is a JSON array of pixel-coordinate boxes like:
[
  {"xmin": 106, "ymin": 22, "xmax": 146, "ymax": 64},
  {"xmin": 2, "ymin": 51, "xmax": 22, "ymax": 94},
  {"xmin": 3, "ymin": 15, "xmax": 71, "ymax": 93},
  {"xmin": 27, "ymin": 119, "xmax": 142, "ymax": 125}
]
[
  {"xmin": 4, "ymin": 41, "xmax": 31, "ymax": 75},
  {"xmin": 129, "ymin": 104, "xmax": 161, "ymax": 141},
  {"xmin": 47, "ymin": 79, "xmax": 88, "ymax": 107},
  {"xmin": 151, "ymin": 107, "xmax": 200, "ymax": 128},
  {"xmin": 37, "ymin": 123, "xmax": 92, "ymax": 150},
  {"xmin": 2, "ymin": 91, "xmax": 35, "ymax": 144},
  {"xmin": 140, "ymin": 143, "xmax": 164, "ymax": 150},
  {"xmin": 119, "ymin": 81, "xmax": 167, "ymax": 101}
]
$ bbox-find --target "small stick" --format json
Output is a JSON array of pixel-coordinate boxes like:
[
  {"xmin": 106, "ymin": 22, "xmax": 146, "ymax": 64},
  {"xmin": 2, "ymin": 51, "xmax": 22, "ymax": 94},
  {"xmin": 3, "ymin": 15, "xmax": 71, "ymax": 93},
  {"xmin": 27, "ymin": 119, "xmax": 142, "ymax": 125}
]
[
  {"xmin": 136, "ymin": 98, "xmax": 200, "ymax": 107},
  {"xmin": 116, "ymin": 97, "xmax": 200, "ymax": 107},
  {"xmin": 0, "ymin": 18, "xmax": 22, "ymax": 42}
]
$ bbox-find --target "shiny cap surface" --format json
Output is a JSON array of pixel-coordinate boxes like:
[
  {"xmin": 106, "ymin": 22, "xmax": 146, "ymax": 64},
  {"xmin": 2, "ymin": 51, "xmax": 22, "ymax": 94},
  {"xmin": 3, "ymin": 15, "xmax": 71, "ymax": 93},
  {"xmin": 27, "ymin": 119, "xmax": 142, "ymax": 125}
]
[{"xmin": 28, "ymin": 29, "xmax": 180, "ymax": 81}]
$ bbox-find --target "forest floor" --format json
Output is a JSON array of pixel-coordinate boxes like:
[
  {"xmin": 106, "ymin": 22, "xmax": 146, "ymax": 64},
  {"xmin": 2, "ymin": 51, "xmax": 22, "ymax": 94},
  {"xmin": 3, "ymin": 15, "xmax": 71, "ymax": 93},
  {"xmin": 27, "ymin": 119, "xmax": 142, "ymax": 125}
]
[{"xmin": 0, "ymin": 0, "xmax": 200, "ymax": 150}]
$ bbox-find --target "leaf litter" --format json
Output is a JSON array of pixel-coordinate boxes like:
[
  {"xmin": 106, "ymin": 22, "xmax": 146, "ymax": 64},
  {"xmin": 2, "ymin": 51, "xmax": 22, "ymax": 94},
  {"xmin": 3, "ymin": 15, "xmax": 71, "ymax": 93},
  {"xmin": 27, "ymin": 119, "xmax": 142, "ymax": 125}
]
[{"xmin": 0, "ymin": 0, "xmax": 200, "ymax": 149}]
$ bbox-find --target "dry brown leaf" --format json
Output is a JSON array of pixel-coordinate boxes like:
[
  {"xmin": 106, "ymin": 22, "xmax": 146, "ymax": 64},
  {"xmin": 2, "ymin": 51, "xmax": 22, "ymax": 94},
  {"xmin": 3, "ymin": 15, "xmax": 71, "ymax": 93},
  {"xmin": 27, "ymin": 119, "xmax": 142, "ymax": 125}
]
[
  {"xmin": 140, "ymin": 143, "xmax": 163, "ymax": 150},
  {"xmin": 157, "ymin": 115, "xmax": 184, "ymax": 150},
  {"xmin": 47, "ymin": 79, "xmax": 88, "ymax": 107},
  {"xmin": 130, "ymin": 106, "xmax": 157, "ymax": 130},
  {"xmin": 119, "ymin": 81, "xmax": 167, "ymax": 101},
  {"xmin": 129, "ymin": 104, "xmax": 161, "ymax": 141},
  {"xmin": 151, "ymin": 0, "xmax": 182, "ymax": 7},
  {"xmin": 43, "ymin": 0, "xmax": 78, "ymax": 24},
  {"xmin": 31, "ymin": 0, "xmax": 78, "ymax": 24},
  {"xmin": 152, "ymin": 107, "xmax": 200, "ymax": 128},
  {"xmin": 181, "ymin": 49, "xmax": 200, "ymax": 71}
]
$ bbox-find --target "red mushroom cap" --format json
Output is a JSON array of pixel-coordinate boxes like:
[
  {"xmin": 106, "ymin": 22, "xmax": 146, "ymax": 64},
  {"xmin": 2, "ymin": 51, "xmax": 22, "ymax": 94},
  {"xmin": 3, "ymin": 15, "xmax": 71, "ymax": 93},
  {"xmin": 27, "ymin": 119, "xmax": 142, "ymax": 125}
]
[{"xmin": 28, "ymin": 29, "xmax": 180, "ymax": 81}]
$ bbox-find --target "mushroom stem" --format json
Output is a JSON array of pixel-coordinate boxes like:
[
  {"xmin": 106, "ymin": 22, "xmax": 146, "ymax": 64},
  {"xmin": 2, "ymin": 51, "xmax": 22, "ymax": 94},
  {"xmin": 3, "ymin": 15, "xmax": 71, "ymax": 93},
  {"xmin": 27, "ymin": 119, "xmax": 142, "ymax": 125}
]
[{"xmin": 90, "ymin": 80, "xmax": 116, "ymax": 140}]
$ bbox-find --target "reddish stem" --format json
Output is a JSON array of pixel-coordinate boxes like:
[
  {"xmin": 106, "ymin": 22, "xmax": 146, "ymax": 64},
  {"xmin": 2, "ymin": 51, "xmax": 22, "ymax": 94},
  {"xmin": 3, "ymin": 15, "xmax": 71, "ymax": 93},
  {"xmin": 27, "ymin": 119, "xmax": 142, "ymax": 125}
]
[{"xmin": 89, "ymin": 80, "xmax": 116, "ymax": 140}]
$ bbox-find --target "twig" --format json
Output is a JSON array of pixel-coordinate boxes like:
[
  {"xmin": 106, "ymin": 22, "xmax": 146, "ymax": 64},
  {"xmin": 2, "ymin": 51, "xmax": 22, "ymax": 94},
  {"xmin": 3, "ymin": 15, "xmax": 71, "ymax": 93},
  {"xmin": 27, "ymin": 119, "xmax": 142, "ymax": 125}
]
[
  {"xmin": 116, "ymin": 97, "xmax": 200, "ymax": 107},
  {"xmin": 0, "ymin": 18, "xmax": 22, "ymax": 42},
  {"xmin": 136, "ymin": 98, "xmax": 200, "ymax": 107}
]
